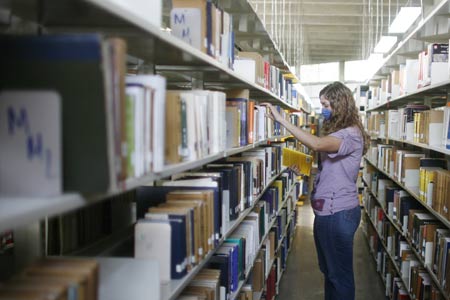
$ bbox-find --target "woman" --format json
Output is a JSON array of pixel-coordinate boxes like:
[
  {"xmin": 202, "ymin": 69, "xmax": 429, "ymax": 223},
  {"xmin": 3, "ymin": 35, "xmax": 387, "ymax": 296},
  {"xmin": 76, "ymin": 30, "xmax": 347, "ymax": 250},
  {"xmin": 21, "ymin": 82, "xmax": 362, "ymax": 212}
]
[{"xmin": 263, "ymin": 81, "xmax": 369, "ymax": 300}]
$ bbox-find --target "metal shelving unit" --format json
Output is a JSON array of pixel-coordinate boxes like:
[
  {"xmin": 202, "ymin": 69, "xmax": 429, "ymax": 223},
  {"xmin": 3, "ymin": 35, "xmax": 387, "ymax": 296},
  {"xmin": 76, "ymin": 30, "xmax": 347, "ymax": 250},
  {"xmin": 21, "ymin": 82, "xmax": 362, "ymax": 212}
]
[
  {"xmin": 364, "ymin": 158, "xmax": 450, "ymax": 229},
  {"xmin": 366, "ymin": 79, "xmax": 450, "ymax": 112},
  {"xmin": 362, "ymin": 208, "xmax": 414, "ymax": 300},
  {"xmin": 362, "ymin": 171, "xmax": 450, "ymax": 300},
  {"xmin": 376, "ymin": 137, "xmax": 450, "ymax": 156},
  {"xmin": 162, "ymin": 168, "xmax": 287, "ymax": 300},
  {"xmin": 0, "ymin": 1, "xmax": 309, "ymax": 300}
]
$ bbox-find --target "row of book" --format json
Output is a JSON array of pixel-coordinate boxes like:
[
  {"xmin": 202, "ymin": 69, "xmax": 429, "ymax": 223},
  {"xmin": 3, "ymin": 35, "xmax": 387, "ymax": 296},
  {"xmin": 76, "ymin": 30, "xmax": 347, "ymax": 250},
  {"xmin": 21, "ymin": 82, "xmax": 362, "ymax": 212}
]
[
  {"xmin": 133, "ymin": 150, "xmax": 295, "ymax": 281},
  {"xmin": 43, "ymin": 143, "xmax": 296, "ymax": 256},
  {"xmin": 233, "ymin": 52, "xmax": 298, "ymax": 106},
  {"xmin": 176, "ymin": 207, "xmax": 297, "ymax": 300},
  {"xmin": 366, "ymin": 145, "xmax": 450, "ymax": 220},
  {"xmin": 120, "ymin": 82, "xmax": 294, "ymax": 181},
  {"xmin": 367, "ymin": 104, "xmax": 450, "ymax": 149},
  {"xmin": 0, "ymin": 258, "xmax": 99, "ymax": 300},
  {"xmin": 0, "ymin": 33, "xmax": 299, "ymax": 197},
  {"xmin": 169, "ymin": 0, "xmax": 299, "ymax": 105},
  {"xmin": 363, "ymin": 212, "xmax": 444, "ymax": 300},
  {"xmin": 170, "ymin": 0, "xmax": 234, "ymax": 69},
  {"xmin": 368, "ymin": 43, "xmax": 449, "ymax": 108},
  {"xmin": 45, "ymin": 192, "xmax": 134, "ymax": 255},
  {"xmin": 224, "ymin": 89, "xmax": 288, "ymax": 149},
  {"xmin": 363, "ymin": 173, "xmax": 450, "ymax": 298}
]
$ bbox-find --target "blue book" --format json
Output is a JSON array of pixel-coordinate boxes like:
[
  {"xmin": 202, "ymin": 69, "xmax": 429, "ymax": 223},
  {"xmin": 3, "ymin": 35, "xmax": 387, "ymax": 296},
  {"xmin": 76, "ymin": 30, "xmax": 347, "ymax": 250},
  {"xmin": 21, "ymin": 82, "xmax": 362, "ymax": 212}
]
[
  {"xmin": 225, "ymin": 238, "xmax": 246, "ymax": 280},
  {"xmin": 221, "ymin": 160, "xmax": 252, "ymax": 209},
  {"xmin": 147, "ymin": 206, "xmax": 195, "ymax": 268},
  {"xmin": 219, "ymin": 244, "xmax": 239, "ymax": 292},
  {"xmin": 260, "ymin": 189, "xmax": 275, "ymax": 217},
  {"xmin": 136, "ymin": 218, "xmax": 187, "ymax": 280},
  {"xmin": 399, "ymin": 196, "xmax": 421, "ymax": 228},
  {"xmin": 165, "ymin": 217, "xmax": 188, "ymax": 279},
  {"xmin": 210, "ymin": 251, "xmax": 231, "ymax": 293},
  {"xmin": 205, "ymin": 164, "xmax": 240, "ymax": 221}
]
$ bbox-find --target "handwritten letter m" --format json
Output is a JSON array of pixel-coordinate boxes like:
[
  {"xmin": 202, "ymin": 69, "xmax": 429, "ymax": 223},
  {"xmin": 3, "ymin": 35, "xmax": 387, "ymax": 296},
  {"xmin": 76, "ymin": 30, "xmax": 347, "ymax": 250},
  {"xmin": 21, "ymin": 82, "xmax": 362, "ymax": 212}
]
[{"xmin": 7, "ymin": 107, "xmax": 30, "ymax": 135}]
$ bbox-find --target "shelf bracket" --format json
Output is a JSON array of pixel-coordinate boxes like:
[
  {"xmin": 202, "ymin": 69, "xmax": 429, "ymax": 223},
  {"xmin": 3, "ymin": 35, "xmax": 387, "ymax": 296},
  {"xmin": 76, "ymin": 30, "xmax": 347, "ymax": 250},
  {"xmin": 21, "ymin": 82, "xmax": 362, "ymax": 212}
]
[
  {"xmin": 137, "ymin": 63, "xmax": 156, "ymax": 75},
  {"xmin": 191, "ymin": 73, "xmax": 204, "ymax": 90},
  {"xmin": 423, "ymin": 95, "xmax": 433, "ymax": 108}
]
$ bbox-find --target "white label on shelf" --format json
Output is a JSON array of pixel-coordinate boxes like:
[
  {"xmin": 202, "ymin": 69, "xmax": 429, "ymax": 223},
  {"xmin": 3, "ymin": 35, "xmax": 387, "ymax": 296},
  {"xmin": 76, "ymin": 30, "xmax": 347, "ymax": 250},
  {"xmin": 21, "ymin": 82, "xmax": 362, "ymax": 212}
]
[{"xmin": 0, "ymin": 90, "xmax": 62, "ymax": 196}]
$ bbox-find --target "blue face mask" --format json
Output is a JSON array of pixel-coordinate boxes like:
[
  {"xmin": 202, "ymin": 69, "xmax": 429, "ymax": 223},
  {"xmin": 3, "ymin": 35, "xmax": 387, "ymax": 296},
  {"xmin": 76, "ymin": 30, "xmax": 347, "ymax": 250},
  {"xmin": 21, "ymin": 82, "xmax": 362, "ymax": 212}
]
[{"xmin": 322, "ymin": 108, "xmax": 332, "ymax": 120}]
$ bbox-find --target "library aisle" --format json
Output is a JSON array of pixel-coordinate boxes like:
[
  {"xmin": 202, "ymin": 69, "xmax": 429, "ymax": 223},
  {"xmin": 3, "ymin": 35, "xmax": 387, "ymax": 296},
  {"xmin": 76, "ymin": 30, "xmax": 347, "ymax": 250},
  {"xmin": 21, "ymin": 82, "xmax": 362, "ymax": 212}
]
[{"xmin": 278, "ymin": 199, "xmax": 385, "ymax": 300}]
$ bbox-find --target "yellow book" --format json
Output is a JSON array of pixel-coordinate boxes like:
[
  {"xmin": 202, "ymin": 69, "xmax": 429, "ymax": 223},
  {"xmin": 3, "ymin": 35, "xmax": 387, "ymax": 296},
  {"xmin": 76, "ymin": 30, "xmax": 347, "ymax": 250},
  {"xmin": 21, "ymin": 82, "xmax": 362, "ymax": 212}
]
[
  {"xmin": 419, "ymin": 167, "xmax": 425, "ymax": 201},
  {"xmin": 282, "ymin": 148, "xmax": 313, "ymax": 176},
  {"xmin": 272, "ymin": 180, "xmax": 284, "ymax": 208}
]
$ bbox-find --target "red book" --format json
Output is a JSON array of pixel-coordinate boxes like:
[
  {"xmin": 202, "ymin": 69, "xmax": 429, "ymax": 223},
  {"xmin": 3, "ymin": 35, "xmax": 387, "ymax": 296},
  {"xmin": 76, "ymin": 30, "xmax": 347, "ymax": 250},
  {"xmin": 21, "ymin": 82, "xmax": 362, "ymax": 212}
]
[
  {"xmin": 247, "ymin": 100, "xmax": 255, "ymax": 144},
  {"xmin": 264, "ymin": 61, "xmax": 270, "ymax": 90}
]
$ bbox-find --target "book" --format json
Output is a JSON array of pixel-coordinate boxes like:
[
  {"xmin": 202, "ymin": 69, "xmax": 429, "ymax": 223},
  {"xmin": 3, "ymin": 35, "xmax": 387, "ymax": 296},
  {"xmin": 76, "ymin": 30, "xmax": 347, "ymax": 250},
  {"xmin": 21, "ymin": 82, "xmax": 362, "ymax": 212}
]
[
  {"xmin": 144, "ymin": 214, "xmax": 188, "ymax": 280},
  {"xmin": 126, "ymin": 75, "xmax": 166, "ymax": 172},
  {"xmin": 147, "ymin": 206, "xmax": 195, "ymax": 269},
  {"xmin": 0, "ymin": 34, "xmax": 125, "ymax": 193},
  {"xmin": 134, "ymin": 220, "xmax": 173, "ymax": 282}
]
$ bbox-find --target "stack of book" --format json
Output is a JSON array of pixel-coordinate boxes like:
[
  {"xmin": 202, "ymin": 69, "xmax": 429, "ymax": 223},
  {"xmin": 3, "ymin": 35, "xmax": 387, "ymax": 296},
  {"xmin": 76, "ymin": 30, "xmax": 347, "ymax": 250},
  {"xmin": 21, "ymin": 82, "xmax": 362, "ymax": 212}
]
[
  {"xmin": 0, "ymin": 258, "xmax": 99, "ymax": 300},
  {"xmin": 170, "ymin": 0, "xmax": 235, "ymax": 69}
]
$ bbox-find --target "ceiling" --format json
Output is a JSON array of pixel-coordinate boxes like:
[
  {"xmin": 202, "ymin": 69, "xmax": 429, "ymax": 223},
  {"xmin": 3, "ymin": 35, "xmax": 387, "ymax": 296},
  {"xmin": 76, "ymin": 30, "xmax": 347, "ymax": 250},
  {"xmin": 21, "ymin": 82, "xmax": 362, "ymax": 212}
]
[{"xmin": 249, "ymin": 0, "xmax": 411, "ymax": 68}]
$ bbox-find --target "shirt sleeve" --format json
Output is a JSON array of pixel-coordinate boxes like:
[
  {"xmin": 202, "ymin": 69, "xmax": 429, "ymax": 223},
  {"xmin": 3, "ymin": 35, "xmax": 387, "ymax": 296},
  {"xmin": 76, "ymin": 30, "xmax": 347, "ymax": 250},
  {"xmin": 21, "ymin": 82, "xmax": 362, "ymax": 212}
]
[{"xmin": 327, "ymin": 128, "xmax": 362, "ymax": 158}]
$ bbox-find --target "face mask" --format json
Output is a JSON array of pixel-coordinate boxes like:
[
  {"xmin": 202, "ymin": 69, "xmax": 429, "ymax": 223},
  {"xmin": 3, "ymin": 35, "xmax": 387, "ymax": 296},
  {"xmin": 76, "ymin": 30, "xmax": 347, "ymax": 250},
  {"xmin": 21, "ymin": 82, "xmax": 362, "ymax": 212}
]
[{"xmin": 322, "ymin": 108, "xmax": 332, "ymax": 120}]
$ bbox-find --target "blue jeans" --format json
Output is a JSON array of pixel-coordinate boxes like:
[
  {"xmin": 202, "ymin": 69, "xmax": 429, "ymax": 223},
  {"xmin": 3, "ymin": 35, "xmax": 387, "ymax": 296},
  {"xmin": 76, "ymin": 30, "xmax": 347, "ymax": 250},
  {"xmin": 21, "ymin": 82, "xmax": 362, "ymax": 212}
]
[{"xmin": 313, "ymin": 206, "xmax": 361, "ymax": 300}]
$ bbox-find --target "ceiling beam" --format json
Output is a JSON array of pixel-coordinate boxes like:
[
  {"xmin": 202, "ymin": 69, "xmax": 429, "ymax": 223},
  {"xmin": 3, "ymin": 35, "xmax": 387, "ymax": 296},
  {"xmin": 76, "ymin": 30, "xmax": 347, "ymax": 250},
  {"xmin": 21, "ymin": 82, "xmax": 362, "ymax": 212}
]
[
  {"xmin": 251, "ymin": 0, "xmax": 408, "ymax": 5},
  {"xmin": 250, "ymin": 0, "xmax": 407, "ymax": 5}
]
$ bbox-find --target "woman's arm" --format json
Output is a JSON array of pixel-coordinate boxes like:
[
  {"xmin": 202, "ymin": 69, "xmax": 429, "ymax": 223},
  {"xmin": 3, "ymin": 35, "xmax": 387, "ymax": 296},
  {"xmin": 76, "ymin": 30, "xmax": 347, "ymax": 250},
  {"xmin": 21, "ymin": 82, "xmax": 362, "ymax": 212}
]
[{"xmin": 262, "ymin": 103, "xmax": 341, "ymax": 153}]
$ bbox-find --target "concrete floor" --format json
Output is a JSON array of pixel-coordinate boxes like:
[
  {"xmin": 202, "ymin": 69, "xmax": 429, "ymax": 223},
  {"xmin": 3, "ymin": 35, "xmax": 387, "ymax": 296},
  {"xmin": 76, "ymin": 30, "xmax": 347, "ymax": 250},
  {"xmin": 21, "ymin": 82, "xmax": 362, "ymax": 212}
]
[{"xmin": 278, "ymin": 201, "xmax": 386, "ymax": 300}]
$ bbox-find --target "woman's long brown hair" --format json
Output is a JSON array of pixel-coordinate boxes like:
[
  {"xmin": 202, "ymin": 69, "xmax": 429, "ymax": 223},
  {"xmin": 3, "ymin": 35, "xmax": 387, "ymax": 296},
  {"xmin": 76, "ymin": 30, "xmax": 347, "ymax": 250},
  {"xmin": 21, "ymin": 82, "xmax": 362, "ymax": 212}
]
[{"xmin": 319, "ymin": 82, "xmax": 370, "ymax": 154}]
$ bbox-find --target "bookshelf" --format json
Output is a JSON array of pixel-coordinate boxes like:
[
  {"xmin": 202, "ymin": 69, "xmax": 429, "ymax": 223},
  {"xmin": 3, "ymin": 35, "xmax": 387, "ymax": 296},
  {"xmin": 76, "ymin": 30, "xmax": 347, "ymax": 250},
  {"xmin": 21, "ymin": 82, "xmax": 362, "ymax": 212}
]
[
  {"xmin": 361, "ymin": 207, "xmax": 413, "ymax": 299},
  {"xmin": 361, "ymin": 174, "xmax": 450, "ymax": 300},
  {"xmin": 362, "ymin": 1, "xmax": 450, "ymax": 297},
  {"xmin": 8, "ymin": 0, "xmax": 301, "ymax": 110},
  {"xmin": 227, "ymin": 177, "xmax": 298, "ymax": 300},
  {"xmin": 364, "ymin": 158, "xmax": 450, "ymax": 229},
  {"xmin": 1, "ymin": 2, "xmax": 309, "ymax": 300},
  {"xmin": 116, "ymin": 166, "xmax": 295, "ymax": 300}
]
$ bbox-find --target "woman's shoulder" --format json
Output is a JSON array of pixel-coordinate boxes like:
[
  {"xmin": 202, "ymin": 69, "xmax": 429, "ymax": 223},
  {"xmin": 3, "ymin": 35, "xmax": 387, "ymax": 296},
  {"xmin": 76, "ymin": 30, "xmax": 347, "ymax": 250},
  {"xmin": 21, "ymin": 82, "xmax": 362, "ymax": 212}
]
[{"xmin": 330, "ymin": 126, "xmax": 361, "ymax": 138}]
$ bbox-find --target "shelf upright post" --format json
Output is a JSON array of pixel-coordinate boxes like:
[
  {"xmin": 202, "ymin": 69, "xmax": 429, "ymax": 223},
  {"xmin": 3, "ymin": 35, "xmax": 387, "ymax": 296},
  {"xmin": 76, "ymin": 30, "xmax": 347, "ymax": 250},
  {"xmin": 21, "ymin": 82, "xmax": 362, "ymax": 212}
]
[{"xmin": 447, "ymin": 85, "xmax": 450, "ymax": 106}]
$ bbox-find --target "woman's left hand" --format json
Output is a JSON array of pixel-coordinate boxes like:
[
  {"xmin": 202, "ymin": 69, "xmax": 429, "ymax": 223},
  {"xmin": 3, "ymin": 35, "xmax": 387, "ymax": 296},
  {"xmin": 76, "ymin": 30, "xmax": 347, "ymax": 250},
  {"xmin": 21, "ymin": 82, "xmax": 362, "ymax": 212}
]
[{"xmin": 260, "ymin": 102, "xmax": 282, "ymax": 122}]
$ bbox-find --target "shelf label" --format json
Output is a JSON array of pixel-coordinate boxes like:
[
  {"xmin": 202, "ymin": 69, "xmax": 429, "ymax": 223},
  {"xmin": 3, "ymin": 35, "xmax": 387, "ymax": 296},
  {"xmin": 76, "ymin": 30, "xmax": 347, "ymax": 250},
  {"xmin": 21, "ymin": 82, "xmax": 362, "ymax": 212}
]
[
  {"xmin": 170, "ymin": 8, "xmax": 202, "ymax": 51},
  {"xmin": 0, "ymin": 90, "xmax": 61, "ymax": 196}
]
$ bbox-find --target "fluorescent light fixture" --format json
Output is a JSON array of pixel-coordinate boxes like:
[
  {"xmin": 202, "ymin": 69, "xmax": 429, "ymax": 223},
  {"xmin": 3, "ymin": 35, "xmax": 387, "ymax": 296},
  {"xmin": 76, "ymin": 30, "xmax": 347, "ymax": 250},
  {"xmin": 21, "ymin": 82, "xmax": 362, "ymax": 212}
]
[
  {"xmin": 389, "ymin": 7, "xmax": 422, "ymax": 33},
  {"xmin": 373, "ymin": 36, "xmax": 398, "ymax": 53}
]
